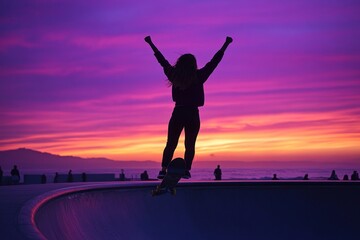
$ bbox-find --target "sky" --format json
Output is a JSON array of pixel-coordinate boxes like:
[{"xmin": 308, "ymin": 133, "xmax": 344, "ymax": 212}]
[{"xmin": 1, "ymin": 0, "xmax": 360, "ymax": 167}]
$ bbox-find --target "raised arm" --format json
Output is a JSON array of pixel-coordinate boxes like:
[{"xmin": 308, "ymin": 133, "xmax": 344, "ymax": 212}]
[
  {"xmin": 199, "ymin": 36, "xmax": 233, "ymax": 83},
  {"xmin": 144, "ymin": 36, "xmax": 160, "ymax": 53},
  {"xmin": 220, "ymin": 36, "xmax": 233, "ymax": 53},
  {"xmin": 145, "ymin": 36, "xmax": 173, "ymax": 77},
  {"xmin": 211, "ymin": 36, "xmax": 233, "ymax": 61}
]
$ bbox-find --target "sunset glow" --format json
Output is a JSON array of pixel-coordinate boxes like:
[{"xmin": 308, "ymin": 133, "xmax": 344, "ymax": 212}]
[{"xmin": 1, "ymin": 0, "xmax": 359, "ymax": 166}]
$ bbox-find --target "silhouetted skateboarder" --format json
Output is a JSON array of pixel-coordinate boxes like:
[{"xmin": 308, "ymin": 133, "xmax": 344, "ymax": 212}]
[{"xmin": 145, "ymin": 35, "xmax": 233, "ymax": 180}]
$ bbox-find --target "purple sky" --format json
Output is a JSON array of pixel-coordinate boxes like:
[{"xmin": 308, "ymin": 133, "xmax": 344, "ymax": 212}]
[{"xmin": 1, "ymin": 0, "xmax": 360, "ymax": 165}]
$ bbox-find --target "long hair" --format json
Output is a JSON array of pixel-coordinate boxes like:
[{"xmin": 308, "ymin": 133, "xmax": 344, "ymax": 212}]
[{"xmin": 169, "ymin": 54, "xmax": 198, "ymax": 90}]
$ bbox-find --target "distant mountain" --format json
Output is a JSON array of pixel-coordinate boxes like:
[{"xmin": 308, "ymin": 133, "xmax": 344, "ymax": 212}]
[
  {"xmin": 0, "ymin": 148, "xmax": 158, "ymax": 170},
  {"xmin": 1, "ymin": 148, "xmax": 356, "ymax": 172}
]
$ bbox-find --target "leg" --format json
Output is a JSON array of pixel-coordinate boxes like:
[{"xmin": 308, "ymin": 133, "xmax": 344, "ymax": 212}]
[
  {"xmin": 184, "ymin": 109, "xmax": 200, "ymax": 170},
  {"xmin": 161, "ymin": 110, "xmax": 184, "ymax": 169}
]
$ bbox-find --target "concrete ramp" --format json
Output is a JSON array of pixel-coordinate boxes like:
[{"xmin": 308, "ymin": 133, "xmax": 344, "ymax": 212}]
[{"xmin": 34, "ymin": 182, "xmax": 360, "ymax": 240}]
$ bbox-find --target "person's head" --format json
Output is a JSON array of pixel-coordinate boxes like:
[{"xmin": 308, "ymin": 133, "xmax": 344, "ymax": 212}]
[
  {"xmin": 14, "ymin": 165, "xmax": 17, "ymax": 169},
  {"xmin": 170, "ymin": 54, "xmax": 198, "ymax": 90}
]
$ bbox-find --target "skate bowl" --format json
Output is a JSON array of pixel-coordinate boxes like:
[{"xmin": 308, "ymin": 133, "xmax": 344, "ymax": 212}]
[{"xmin": 21, "ymin": 181, "xmax": 360, "ymax": 240}]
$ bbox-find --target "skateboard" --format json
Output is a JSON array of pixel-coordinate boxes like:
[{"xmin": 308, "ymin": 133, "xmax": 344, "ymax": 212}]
[{"xmin": 152, "ymin": 157, "xmax": 186, "ymax": 196}]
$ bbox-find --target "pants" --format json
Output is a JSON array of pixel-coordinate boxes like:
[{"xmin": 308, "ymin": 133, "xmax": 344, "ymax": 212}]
[{"xmin": 161, "ymin": 106, "xmax": 200, "ymax": 170}]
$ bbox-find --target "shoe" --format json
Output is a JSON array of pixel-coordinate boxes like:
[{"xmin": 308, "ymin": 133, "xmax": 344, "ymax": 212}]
[
  {"xmin": 157, "ymin": 170, "xmax": 166, "ymax": 179},
  {"xmin": 182, "ymin": 170, "xmax": 191, "ymax": 179}
]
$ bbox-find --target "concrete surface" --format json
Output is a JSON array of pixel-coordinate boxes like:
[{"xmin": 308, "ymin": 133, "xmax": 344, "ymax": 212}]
[{"xmin": 1, "ymin": 181, "xmax": 359, "ymax": 240}]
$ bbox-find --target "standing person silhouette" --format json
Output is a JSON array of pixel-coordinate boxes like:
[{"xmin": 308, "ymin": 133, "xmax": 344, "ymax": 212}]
[
  {"xmin": 11, "ymin": 165, "xmax": 20, "ymax": 184},
  {"xmin": 214, "ymin": 165, "xmax": 222, "ymax": 180},
  {"xmin": 145, "ymin": 36, "xmax": 233, "ymax": 179}
]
